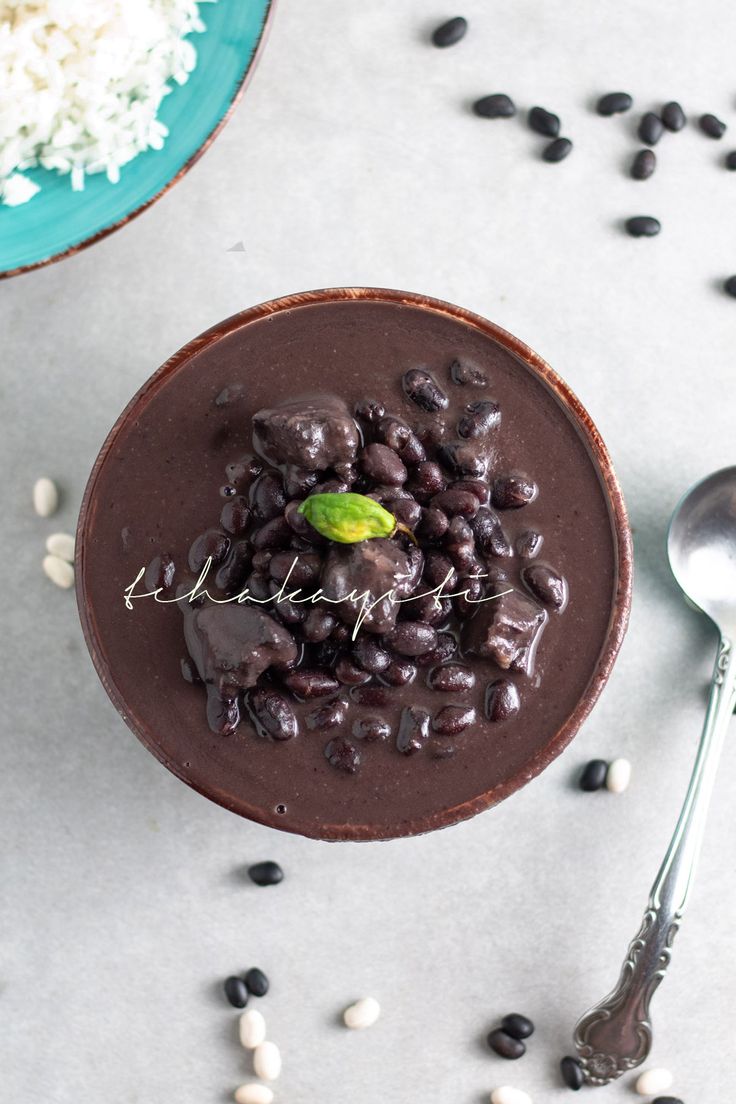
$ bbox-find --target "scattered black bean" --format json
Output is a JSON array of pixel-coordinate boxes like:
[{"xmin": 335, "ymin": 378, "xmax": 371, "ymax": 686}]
[
  {"xmin": 431, "ymin": 15, "xmax": 467, "ymax": 47},
  {"xmin": 638, "ymin": 112, "xmax": 664, "ymax": 145},
  {"xmin": 487, "ymin": 1028, "xmax": 526, "ymax": 1059},
  {"xmin": 661, "ymin": 101, "xmax": 686, "ymax": 131},
  {"xmin": 354, "ymin": 398, "xmax": 385, "ymax": 423},
  {"xmin": 376, "ymin": 416, "xmax": 426, "ymax": 464},
  {"xmin": 283, "ymin": 668, "xmax": 339, "ymax": 700},
  {"xmin": 439, "ymin": 440, "xmax": 491, "ymax": 479},
  {"xmin": 542, "ymin": 137, "xmax": 572, "ymax": 162},
  {"xmin": 631, "ymin": 148, "xmax": 656, "ymax": 180},
  {"xmin": 393, "ymin": 497, "xmax": 422, "ymax": 529},
  {"xmin": 396, "ymin": 706, "xmax": 431, "ymax": 754},
  {"xmin": 625, "ymin": 215, "xmax": 661, "ymax": 237},
  {"xmin": 416, "ymin": 630, "xmax": 457, "ymax": 667},
  {"xmin": 385, "ymin": 621, "xmax": 438, "ymax": 656},
  {"xmin": 417, "ymin": 506, "xmax": 449, "ymax": 542},
  {"xmin": 472, "ymin": 93, "xmax": 516, "ymax": 119},
  {"xmin": 335, "ymin": 655, "xmax": 372, "ymax": 686},
  {"xmin": 431, "ymin": 488, "xmax": 479, "ymax": 518},
  {"xmin": 428, "ymin": 663, "xmax": 475, "ymax": 692},
  {"xmin": 402, "ymin": 368, "xmax": 448, "ymax": 412},
  {"xmin": 352, "ymin": 716, "xmax": 391, "ymax": 742},
  {"xmin": 244, "ymin": 967, "xmax": 269, "ymax": 997},
  {"xmin": 580, "ymin": 758, "xmax": 608, "ymax": 791},
  {"xmin": 724, "ymin": 275, "xmax": 736, "ymax": 297},
  {"xmin": 248, "ymin": 860, "xmax": 284, "ymax": 886},
  {"xmin": 528, "ymin": 106, "xmax": 560, "ymax": 137},
  {"xmin": 325, "ymin": 736, "xmax": 361, "ymax": 773},
  {"xmin": 449, "ymin": 358, "xmax": 488, "ymax": 386},
  {"xmin": 352, "ymin": 636, "xmax": 392, "ymax": 675},
  {"xmin": 188, "ymin": 529, "xmax": 230, "ymax": 573},
  {"xmin": 492, "ymin": 473, "xmax": 537, "ymax": 509},
  {"xmin": 515, "ymin": 529, "xmax": 543, "ymax": 559},
  {"xmin": 350, "ymin": 684, "xmax": 390, "ymax": 708},
  {"xmin": 560, "ymin": 1055, "xmax": 585, "ymax": 1090},
  {"xmin": 252, "ymin": 516, "xmax": 292, "ymax": 551},
  {"xmin": 247, "ymin": 688, "xmax": 298, "ymax": 740},
  {"xmin": 457, "ymin": 399, "xmax": 501, "ymax": 439},
  {"xmin": 522, "ymin": 562, "xmax": 567, "ymax": 610},
  {"xmin": 224, "ymin": 976, "xmax": 249, "ymax": 1008},
  {"xmin": 269, "ymin": 551, "xmax": 320, "ymax": 586},
  {"xmin": 699, "ymin": 112, "xmax": 726, "ymax": 138},
  {"xmin": 361, "ymin": 443, "xmax": 408, "ymax": 485},
  {"xmin": 381, "ymin": 659, "xmax": 417, "ymax": 686},
  {"xmin": 726, "ymin": 151, "xmax": 736, "ymax": 170},
  {"xmin": 145, "ymin": 553, "xmax": 175, "ymax": 591},
  {"xmin": 596, "ymin": 91, "xmax": 633, "ymax": 116},
  {"xmin": 306, "ymin": 696, "xmax": 348, "ymax": 730},
  {"xmin": 249, "ymin": 472, "xmax": 288, "ymax": 521},
  {"xmin": 501, "ymin": 1012, "xmax": 535, "ymax": 1039},
  {"xmin": 485, "ymin": 678, "xmax": 521, "ymax": 722},
  {"xmin": 432, "ymin": 704, "xmax": 476, "ymax": 735},
  {"xmin": 471, "ymin": 506, "xmax": 512, "ymax": 559}
]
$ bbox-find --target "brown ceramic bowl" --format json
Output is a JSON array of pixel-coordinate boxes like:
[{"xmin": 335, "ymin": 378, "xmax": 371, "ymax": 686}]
[{"xmin": 76, "ymin": 287, "xmax": 632, "ymax": 840}]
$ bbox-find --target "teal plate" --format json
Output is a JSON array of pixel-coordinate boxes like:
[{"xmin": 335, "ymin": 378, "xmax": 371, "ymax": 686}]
[{"xmin": 0, "ymin": 0, "xmax": 274, "ymax": 279}]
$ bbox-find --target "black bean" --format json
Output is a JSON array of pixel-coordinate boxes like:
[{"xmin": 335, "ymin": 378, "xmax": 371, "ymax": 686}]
[
  {"xmin": 247, "ymin": 860, "xmax": 284, "ymax": 886},
  {"xmin": 432, "ymin": 15, "xmax": 467, "ymax": 47},
  {"xmin": 284, "ymin": 466, "xmax": 319, "ymax": 498},
  {"xmin": 724, "ymin": 275, "xmax": 736, "ymax": 297},
  {"xmin": 145, "ymin": 553, "xmax": 175, "ymax": 591},
  {"xmin": 472, "ymin": 93, "xmax": 516, "ymax": 119},
  {"xmin": 244, "ymin": 571, "xmax": 271, "ymax": 602},
  {"xmin": 579, "ymin": 758, "xmax": 608, "ymax": 791},
  {"xmin": 700, "ymin": 112, "xmax": 726, "ymax": 138},
  {"xmin": 325, "ymin": 736, "xmax": 361, "ymax": 773},
  {"xmin": 361, "ymin": 443, "xmax": 408, "ymax": 485},
  {"xmin": 417, "ymin": 506, "xmax": 449, "ymax": 542},
  {"xmin": 661, "ymin": 101, "xmax": 686, "ymax": 131},
  {"xmin": 631, "ymin": 148, "xmax": 656, "ymax": 180},
  {"xmin": 453, "ymin": 573, "xmax": 485, "ymax": 619},
  {"xmin": 247, "ymin": 688, "xmax": 298, "ymax": 740},
  {"xmin": 350, "ymin": 684, "xmax": 390, "ymax": 708},
  {"xmin": 501, "ymin": 1012, "xmax": 535, "ymax": 1040},
  {"xmin": 188, "ymin": 529, "xmax": 230, "ymax": 573},
  {"xmin": 492, "ymin": 474, "xmax": 537, "ymax": 509},
  {"xmin": 449, "ymin": 358, "xmax": 488, "ymax": 386},
  {"xmin": 406, "ymin": 593, "xmax": 452, "ymax": 624},
  {"xmin": 485, "ymin": 678, "xmax": 521, "ymax": 722},
  {"xmin": 402, "ymin": 368, "xmax": 448, "ymax": 412},
  {"xmin": 352, "ymin": 716, "xmax": 390, "ymax": 742},
  {"xmin": 380, "ymin": 659, "xmax": 417, "ymax": 686},
  {"xmin": 471, "ymin": 506, "xmax": 512, "ymax": 559},
  {"xmin": 638, "ymin": 112, "xmax": 664, "ymax": 145},
  {"xmin": 625, "ymin": 215, "xmax": 661, "ymax": 237},
  {"xmin": 428, "ymin": 663, "xmax": 475, "ymax": 692},
  {"xmin": 487, "ymin": 1028, "xmax": 525, "ymax": 1060},
  {"xmin": 596, "ymin": 91, "xmax": 633, "ymax": 116},
  {"xmin": 651, "ymin": 1099, "xmax": 684, "ymax": 1104},
  {"xmin": 528, "ymin": 106, "xmax": 560, "ymax": 137},
  {"xmin": 311, "ymin": 478, "xmax": 350, "ymax": 496},
  {"xmin": 352, "ymin": 636, "xmax": 392, "ymax": 675},
  {"xmin": 225, "ymin": 454, "xmax": 262, "ymax": 487},
  {"xmin": 457, "ymin": 399, "xmax": 501, "ymax": 439},
  {"xmin": 542, "ymin": 136, "xmax": 573, "ymax": 162},
  {"xmin": 522, "ymin": 562, "xmax": 568, "ymax": 610},
  {"xmin": 335, "ymin": 655, "xmax": 372, "ymax": 686},
  {"xmin": 431, "ymin": 488, "xmax": 479, "ymax": 518},
  {"xmin": 269, "ymin": 551, "xmax": 321, "ymax": 586},
  {"xmin": 283, "ymin": 668, "xmax": 339, "ymax": 700},
  {"xmin": 392, "ymin": 497, "xmax": 422, "ymax": 530},
  {"xmin": 452, "ymin": 478, "xmax": 489, "ymax": 504},
  {"xmin": 249, "ymin": 472, "xmax": 288, "ymax": 521},
  {"xmin": 515, "ymin": 529, "xmax": 543, "ymax": 559},
  {"xmin": 244, "ymin": 967, "xmax": 269, "ymax": 997},
  {"xmin": 385, "ymin": 621, "xmax": 438, "ymax": 656},
  {"xmin": 560, "ymin": 1055, "xmax": 585, "ymax": 1090},
  {"xmin": 215, "ymin": 540, "xmax": 252, "ymax": 594},
  {"xmin": 252, "ymin": 517, "xmax": 292, "ymax": 551},
  {"xmin": 396, "ymin": 706, "xmax": 430, "ymax": 754},
  {"xmin": 306, "ymin": 696, "xmax": 348, "ymax": 730},
  {"xmin": 354, "ymin": 398, "xmax": 385, "ymax": 423},
  {"xmin": 439, "ymin": 440, "xmax": 491, "ymax": 479},
  {"xmin": 409, "ymin": 461, "xmax": 446, "ymax": 501},
  {"xmin": 207, "ymin": 691, "xmax": 240, "ymax": 737},
  {"xmin": 424, "ymin": 551, "xmax": 458, "ymax": 589},
  {"xmin": 376, "ymin": 417, "xmax": 426, "ymax": 464},
  {"xmin": 252, "ymin": 550, "xmax": 273, "ymax": 573},
  {"xmin": 416, "ymin": 631, "xmax": 457, "ymax": 667},
  {"xmin": 284, "ymin": 499, "xmax": 321, "ymax": 542},
  {"xmin": 224, "ymin": 976, "xmax": 249, "ymax": 1008},
  {"xmin": 432, "ymin": 704, "xmax": 476, "ymax": 736}
]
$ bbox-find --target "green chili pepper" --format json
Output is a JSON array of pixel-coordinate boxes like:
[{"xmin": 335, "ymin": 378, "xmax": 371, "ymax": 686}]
[{"xmin": 297, "ymin": 492, "xmax": 415, "ymax": 544}]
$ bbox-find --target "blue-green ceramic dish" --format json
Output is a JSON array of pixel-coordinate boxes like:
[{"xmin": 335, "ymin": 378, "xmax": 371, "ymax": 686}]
[{"xmin": 0, "ymin": 0, "xmax": 274, "ymax": 279}]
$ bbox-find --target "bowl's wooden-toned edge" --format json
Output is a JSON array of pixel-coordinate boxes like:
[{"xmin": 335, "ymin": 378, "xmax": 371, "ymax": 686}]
[
  {"xmin": 0, "ymin": 0, "xmax": 276, "ymax": 281},
  {"xmin": 76, "ymin": 286, "xmax": 634, "ymax": 841}
]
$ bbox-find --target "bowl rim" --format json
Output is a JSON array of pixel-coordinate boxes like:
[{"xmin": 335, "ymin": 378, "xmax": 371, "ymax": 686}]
[
  {"xmin": 76, "ymin": 286, "xmax": 634, "ymax": 841},
  {"xmin": 0, "ymin": 0, "xmax": 276, "ymax": 281}
]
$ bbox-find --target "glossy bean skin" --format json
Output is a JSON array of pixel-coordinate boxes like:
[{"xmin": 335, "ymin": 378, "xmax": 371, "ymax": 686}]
[{"xmin": 485, "ymin": 678, "xmax": 521, "ymax": 722}]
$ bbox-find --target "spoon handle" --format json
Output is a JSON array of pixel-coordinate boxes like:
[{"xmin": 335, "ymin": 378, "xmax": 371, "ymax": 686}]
[{"xmin": 573, "ymin": 635, "xmax": 736, "ymax": 1085}]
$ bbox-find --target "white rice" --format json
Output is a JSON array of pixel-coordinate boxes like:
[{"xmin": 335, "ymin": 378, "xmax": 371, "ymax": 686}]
[{"xmin": 0, "ymin": 0, "xmax": 216, "ymax": 206}]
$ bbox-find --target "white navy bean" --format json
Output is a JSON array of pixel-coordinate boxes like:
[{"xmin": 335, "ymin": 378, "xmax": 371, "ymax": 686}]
[
  {"xmin": 253, "ymin": 1041, "xmax": 281, "ymax": 1082},
  {"xmin": 343, "ymin": 996, "xmax": 381, "ymax": 1029},
  {"xmin": 635, "ymin": 1068, "xmax": 673, "ymax": 1095},
  {"xmin": 239, "ymin": 1009, "xmax": 267, "ymax": 1049},
  {"xmin": 234, "ymin": 1085, "xmax": 274, "ymax": 1104},
  {"xmin": 42, "ymin": 554, "xmax": 74, "ymax": 589},
  {"xmin": 606, "ymin": 757, "xmax": 632, "ymax": 793},
  {"xmin": 45, "ymin": 532, "xmax": 75, "ymax": 563},
  {"xmin": 490, "ymin": 1087, "xmax": 532, "ymax": 1104},
  {"xmin": 33, "ymin": 477, "xmax": 58, "ymax": 517}
]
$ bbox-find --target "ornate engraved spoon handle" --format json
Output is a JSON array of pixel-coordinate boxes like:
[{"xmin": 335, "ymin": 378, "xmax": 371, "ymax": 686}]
[{"xmin": 574, "ymin": 636, "xmax": 736, "ymax": 1086}]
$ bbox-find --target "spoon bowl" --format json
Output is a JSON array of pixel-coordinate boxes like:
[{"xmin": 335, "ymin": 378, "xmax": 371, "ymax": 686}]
[{"xmin": 668, "ymin": 465, "xmax": 736, "ymax": 637}]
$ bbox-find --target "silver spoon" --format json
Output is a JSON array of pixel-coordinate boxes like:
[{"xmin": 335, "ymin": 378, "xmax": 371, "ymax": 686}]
[{"xmin": 573, "ymin": 466, "xmax": 736, "ymax": 1085}]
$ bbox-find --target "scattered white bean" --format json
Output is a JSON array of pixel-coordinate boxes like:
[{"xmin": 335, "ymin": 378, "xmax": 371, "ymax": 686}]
[
  {"xmin": 234, "ymin": 1085, "xmax": 273, "ymax": 1104},
  {"xmin": 343, "ymin": 996, "xmax": 381, "ymax": 1029},
  {"xmin": 239, "ymin": 1008, "xmax": 267, "ymax": 1049},
  {"xmin": 253, "ymin": 1040, "xmax": 281, "ymax": 1082},
  {"xmin": 45, "ymin": 532, "xmax": 75, "ymax": 563},
  {"xmin": 42, "ymin": 554, "xmax": 74, "ymax": 589},
  {"xmin": 635, "ymin": 1067, "xmax": 673, "ymax": 1095},
  {"xmin": 606, "ymin": 757, "xmax": 632, "ymax": 794},
  {"xmin": 33, "ymin": 477, "xmax": 59, "ymax": 517},
  {"xmin": 490, "ymin": 1088, "xmax": 532, "ymax": 1104}
]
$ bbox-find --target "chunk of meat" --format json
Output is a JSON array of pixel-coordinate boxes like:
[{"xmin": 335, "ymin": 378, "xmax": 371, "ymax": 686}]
[
  {"xmin": 252, "ymin": 397, "xmax": 360, "ymax": 472},
  {"xmin": 320, "ymin": 538, "xmax": 422, "ymax": 634},
  {"xmin": 462, "ymin": 589, "xmax": 547, "ymax": 675}
]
